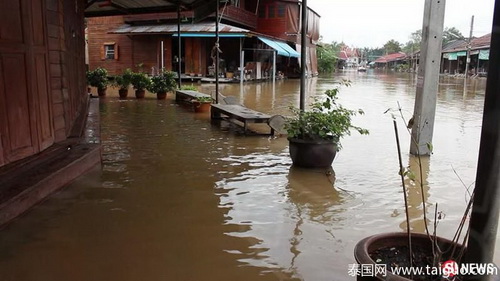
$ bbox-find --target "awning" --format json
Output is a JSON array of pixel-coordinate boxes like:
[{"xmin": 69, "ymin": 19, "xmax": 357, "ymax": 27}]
[
  {"xmin": 479, "ymin": 49, "xmax": 490, "ymax": 60},
  {"xmin": 172, "ymin": 33, "xmax": 246, "ymax": 37},
  {"xmin": 257, "ymin": 37, "xmax": 300, "ymax": 58}
]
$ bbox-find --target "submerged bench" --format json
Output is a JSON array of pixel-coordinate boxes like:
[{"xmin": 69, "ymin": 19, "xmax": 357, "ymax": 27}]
[
  {"xmin": 210, "ymin": 104, "xmax": 274, "ymax": 135},
  {"xmin": 175, "ymin": 90, "xmax": 211, "ymax": 103}
]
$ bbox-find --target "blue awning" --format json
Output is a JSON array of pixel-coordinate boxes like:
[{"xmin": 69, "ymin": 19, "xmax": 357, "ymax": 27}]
[
  {"xmin": 172, "ymin": 33, "xmax": 246, "ymax": 37},
  {"xmin": 257, "ymin": 37, "xmax": 300, "ymax": 58}
]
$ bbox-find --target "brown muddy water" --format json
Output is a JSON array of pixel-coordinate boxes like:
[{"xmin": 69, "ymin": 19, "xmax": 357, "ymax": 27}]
[{"xmin": 0, "ymin": 70, "xmax": 495, "ymax": 281}]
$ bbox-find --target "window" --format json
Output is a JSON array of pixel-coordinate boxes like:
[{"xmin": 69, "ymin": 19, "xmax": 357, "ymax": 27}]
[
  {"xmin": 104, "ymin": 44, "xmax": 115, "ymax": 59},
  {"xmin": 258, "ymin": 6, "xmax": 266, "ymax": 18},
  {"xmin": 101, "ymin": 43, "xmax": 118, "ymax": 60},
  {"xmin": 268, "ymin": 5, "xmax": 275, "ymax": 18},
  {"xmin": 277, "ymin": 4, "xmax": 285, "ymax": 18}
]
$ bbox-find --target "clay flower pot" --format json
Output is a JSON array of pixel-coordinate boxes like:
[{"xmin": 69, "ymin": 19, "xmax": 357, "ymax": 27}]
[
  {"xmin": 135, "ymin": 89, "xmax": 146, "ymax": 99},
  {"xmin": 288, "ymin": 138, "xmax": 337, "ymax": 168},
  {"xmin": 97, "ymin": 87, "xmax": 107, "ymax": 97},
  {"xmin": 354, "ymin": 232, "xmax": 464, "ymax": 281},
  {"xmin": 118, "ymin": 88, "xmax": 128, "ymax": 99},
  {"xmin": 156, "ymin": 91, "xmax": 167, "ymax": 100},
  {"xmin": 192, "ymin": 101, "xmax": 212, "ymax": 113}
]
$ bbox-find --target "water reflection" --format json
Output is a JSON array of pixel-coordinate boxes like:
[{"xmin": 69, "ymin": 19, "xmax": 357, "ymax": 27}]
[
  {"xmin": 396, "ymin": 156, "xmax": 431, "ymax": 233},
  {"xmin": 0, "ymin": 72, "xmax": 494, "ymax": 281}
]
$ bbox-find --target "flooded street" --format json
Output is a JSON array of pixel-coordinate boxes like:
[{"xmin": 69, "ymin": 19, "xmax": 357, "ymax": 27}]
[{"xmin": 0, "ymin": 70, "xmax": 494, "ymax": 281}]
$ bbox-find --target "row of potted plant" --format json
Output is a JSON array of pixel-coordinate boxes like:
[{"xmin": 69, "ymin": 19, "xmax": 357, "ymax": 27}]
[{"xmin": 86, "ymin": 67, "xmax": 178, "ymax": 99}]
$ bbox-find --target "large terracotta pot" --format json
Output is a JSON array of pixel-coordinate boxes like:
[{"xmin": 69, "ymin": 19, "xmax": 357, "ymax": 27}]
[
  {"xmin": 118, "ymin": 89, "xmax": 128, "ymax": 99},
  {"xmin": 97, "ymin": 87, "xmax": 107, "ymax": 97},
  {"xmin": 354, "ymin": 232, "xmax": 463, "ymax": 281},
  {"xmin": 156, "ymin": 91, "xmax": 167, "ymax": 100},
  {"xmin": 288, "ymin": 138, "xmax": 337, "ymax": 168},
  {"xmin": 192, "ymin": 101, "xmax": 212, "ymax": 113},
  {"xmin": 135, "ymin": 89, "xmax": 145, "ymax": 99}
]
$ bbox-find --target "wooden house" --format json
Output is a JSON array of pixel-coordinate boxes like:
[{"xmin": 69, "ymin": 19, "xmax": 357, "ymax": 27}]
[{"xmin": 86, "ymin": 0, "xmax": 320, "ymax": 79}]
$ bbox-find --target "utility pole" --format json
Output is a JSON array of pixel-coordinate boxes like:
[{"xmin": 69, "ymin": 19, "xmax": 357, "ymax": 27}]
[
  {"xmin": 299, "ymin": 0, "xmax": 308, "ymax": 111},
  {"xmin": 464, "ymin": 15, "xmax": 475, "ymax": 77},
  {"xmin": 410, "ymin": 0, "xmax": 446, "ymax": 155}
]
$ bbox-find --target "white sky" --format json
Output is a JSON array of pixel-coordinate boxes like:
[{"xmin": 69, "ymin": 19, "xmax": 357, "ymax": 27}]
[{"xmin": 307, "ymin": 0, "xmax": 495, "ymax": 48}]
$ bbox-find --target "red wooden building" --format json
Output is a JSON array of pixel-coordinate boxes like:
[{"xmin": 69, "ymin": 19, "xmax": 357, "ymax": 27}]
[{"xmin": 86, "ymin": 0, "xmax": 320, "ymax": 79}]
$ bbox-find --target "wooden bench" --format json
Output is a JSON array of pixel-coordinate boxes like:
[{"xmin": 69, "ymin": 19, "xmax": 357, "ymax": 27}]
[
  {"xmin": 175, "ymin": 90, "xmax": 211, "ymax": 103},
  {"xmin": 210, "ymin": 104, "xmax": 274, "ymax": 135}
]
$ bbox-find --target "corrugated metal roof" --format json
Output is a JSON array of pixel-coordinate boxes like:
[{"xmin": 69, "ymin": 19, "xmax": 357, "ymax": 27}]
[
  {"xmin": 442, "ymin": 33, "xmax": 491, "ymax": 53},
  {"xmin": 374, "ymin": 52, "xmax": 407, "ymax": 63},
  {"xmin": 85, "ymin": 0, "xmax": 199, "ymax": 17},
  {"xmin": 111, "ymin": 22, "xmax": 251, "ymax": 35}
]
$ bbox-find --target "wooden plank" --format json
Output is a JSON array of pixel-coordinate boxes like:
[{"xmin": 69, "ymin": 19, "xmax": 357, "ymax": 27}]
[
  {"xmin": 175, "ymin": 90, "xmax": 211, "ymax": 102},
  {"xmin": 210, "ymin": 104, "xmax": 273, "ymax": 135}
]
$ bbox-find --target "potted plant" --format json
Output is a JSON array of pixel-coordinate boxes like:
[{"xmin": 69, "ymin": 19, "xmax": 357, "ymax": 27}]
[
  {"xmin": 353, "ymin": 112, "xmax": 469, "ymax": 281},
  {"xmin": 285, "ymin": 81, "xmax": 368, "ymax": 168},
  {"xmin": 191, "ymin": 96, "xmax": 214, "ymax": 113},
  {"xmin": 86, "ymin": 67, "xmax": 109, "ymax": 97},
  {"xmin": 112, "ymin": 68, "xmax": 133, "ymax": 99},
  {"xmin": 148, "ymin": 70, "xmax": 177, "ymax": 100},
  {"xmin": 130, "ymin": 71, "xmax": 151, "ymax": 99}
]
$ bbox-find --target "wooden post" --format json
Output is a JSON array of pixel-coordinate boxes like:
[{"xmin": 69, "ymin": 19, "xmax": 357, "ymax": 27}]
[
  {"xmin": 215, "ymin": 0, "xmax": 219, "ymax": 104},
  {"xmin": 299, "ymin": 0, "xmax": 308, "ymax": 111},
  {"xmin": 410, "ymin": 0, "xmax": 445, "ymax": 155},
  {"xmin": 177, "ymin": 4, "xmax": 182, "ymax": 88},
  {"xmin": 464, "ymin": 0, "xmax": 500, "ymax": 271}
]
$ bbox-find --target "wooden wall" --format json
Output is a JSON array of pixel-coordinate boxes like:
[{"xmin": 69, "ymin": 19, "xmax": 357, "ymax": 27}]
[
  {"xmin": 87, "ymin": 17, "xmax": 176, "ymax": 75},
  {"xmin": 0, "ymin": 0, "xmax": 87, "ymax": 167}
]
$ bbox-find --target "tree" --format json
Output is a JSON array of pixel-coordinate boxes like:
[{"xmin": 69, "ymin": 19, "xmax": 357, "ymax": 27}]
[
  {"xmin": 317, "ymin": 41, "xmax": 342, "ymax": 73},
  {"xmin": 383, "ymin": 39, "xmax": 402, "ymax": 54},
  {"xmin": 442, "ymin": 27, "xmax": 465, "ymax": 45}
]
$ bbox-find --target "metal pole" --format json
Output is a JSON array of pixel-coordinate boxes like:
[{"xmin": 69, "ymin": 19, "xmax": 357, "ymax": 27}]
[
  {"xmin": 241, "ymin": 50, "xmax": 245, "ymax": 84},
  {"xmin": 464, "ymin": 0, "xmax": 500, "ymax": 273},
  {"xmin": 177, "ymin": 4, "xmax": 182, "ymax": 88},
  {"xmin": 464, "ymin": 15, "xmax": 475, "ymax": 77},
  {"xmin": 272, "ymin": 51, "xmax": 276, "ymax": 82},
  {"xmin": 299, "ymin": 0, "xmax": 308, "ymax": 111},
  {"xmin": 215, "ymin": 0, "xmax": 219, "ymax": 104},
  {"xmin": 410, "ymin": 0, "xmax": 445, "ymax": 155},
  {"xmin": 160, "ymin": 40, "xmax": 164, "ymax": 71},
  {"xmin": 240, "ymin": 38, "xmax": 244, "ymax": 84}
]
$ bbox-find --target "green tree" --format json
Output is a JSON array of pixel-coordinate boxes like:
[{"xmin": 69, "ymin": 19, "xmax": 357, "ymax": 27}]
[
  {"xmin": 442, "ymin": 27, "xmax": 465, "ymax": 45},
  {"xmin": 383, "ymin": 39, "xmax": 402, "ymax": 54},
  {"xmin": 317, "ymin": 41, "xmax": 342, "ymax": 73},
  {"xmin": 403, "ymin": 29, "xmax": 422, "ymax": 54}
]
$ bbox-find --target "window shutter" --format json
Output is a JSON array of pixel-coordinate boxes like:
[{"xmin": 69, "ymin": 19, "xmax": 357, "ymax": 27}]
[
  {"xmin": 100, "ymin": 45, "xmax": 105, "ymax": 60},
  {"xmin": 114, "ymin": 44, "xmax": 119, "ymax": 60}
]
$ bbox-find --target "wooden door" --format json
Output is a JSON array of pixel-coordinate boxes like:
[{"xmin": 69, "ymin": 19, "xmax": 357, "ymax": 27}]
[{"xmin": 0, "ymin": 0, "xmax": 53, "ymax": 165}]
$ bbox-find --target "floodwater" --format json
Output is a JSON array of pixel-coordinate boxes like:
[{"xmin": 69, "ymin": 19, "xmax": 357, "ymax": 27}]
[{"xmin": 0, "ymin": 70, "xmax": 494, "ymax": 281}]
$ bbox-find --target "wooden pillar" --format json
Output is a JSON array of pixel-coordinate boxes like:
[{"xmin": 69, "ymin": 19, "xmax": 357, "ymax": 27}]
[{"xmin": 410, "ymin": 0, "xmax": 445, "ymax": 155}]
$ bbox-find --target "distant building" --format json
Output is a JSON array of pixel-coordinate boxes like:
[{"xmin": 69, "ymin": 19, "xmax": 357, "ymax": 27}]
[
  {"xmin": 441, "ymin": 33, "xmax": 490, "ymax": 75},
  {"xmin": 86, "ymin": 0, "xmax": 320, "ymax": 79},
  {"xmin": 338, "ymin": 47, "xmax": 360, "ymax": 67},
  {"xmin": 373, "ymin": 52, "xmax": 407, "ymax": 69}
]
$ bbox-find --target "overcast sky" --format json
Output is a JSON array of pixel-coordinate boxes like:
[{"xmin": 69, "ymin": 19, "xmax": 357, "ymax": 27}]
[{"xmin": 307, "ymin": 0, "xmax": 495, "ymax": 48}]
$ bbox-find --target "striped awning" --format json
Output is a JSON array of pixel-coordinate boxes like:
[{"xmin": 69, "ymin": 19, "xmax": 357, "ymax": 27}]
[{"xmin": 111, "ymin": 22, "xmax": 250, "ymax": 36}]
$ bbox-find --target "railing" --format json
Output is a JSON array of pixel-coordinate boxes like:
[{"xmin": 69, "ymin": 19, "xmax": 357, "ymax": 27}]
[{"xmin": 222, "ymin": 5, "xmax": 257, "ymax": 29}]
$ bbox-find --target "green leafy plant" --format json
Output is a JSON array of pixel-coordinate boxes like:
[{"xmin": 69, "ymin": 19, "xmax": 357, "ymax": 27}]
[
  {"xmin": 180, "ymin": 85, "xmax": 198, "ymax": 91},
  {"xmin": 130, "ymin": 72, "xmax": 151, "ymax": 91},
  {"xmin": 112, "ymin": 68, "xmax": 133, "ymax": 90},
  {"xmin": 148, "ymin": 70, "xmax": 177, "ymax": 94},
  {"xmin": 194, "ymin": 96, "xmax": 214, "ymax": 103},
  {"xmin": 86, "ymin": 67, "xmax": 109, "ymax": 90},
  {"xmin": 285, "ymin": 80, "xmax": 368, "ymax": 150}
]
